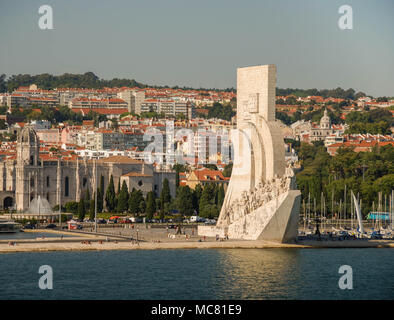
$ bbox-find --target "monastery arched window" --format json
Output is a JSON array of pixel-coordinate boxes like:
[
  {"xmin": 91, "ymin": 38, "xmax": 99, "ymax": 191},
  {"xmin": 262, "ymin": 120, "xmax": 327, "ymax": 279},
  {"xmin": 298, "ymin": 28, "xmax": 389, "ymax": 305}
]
[
  {"xmin": 65, "ymin": 176, "xmax": 69, "ymax": 197},
  {"xmin": 30, "ymin": 155, "xmax": 34, "ymax": 165},
  {"xmin": 46, "ymin": 176, "xmax": 50, "ymax": 187},
  {"xmin": 30, "ymin": 177, "xmax": 34, "ymax": 188}
]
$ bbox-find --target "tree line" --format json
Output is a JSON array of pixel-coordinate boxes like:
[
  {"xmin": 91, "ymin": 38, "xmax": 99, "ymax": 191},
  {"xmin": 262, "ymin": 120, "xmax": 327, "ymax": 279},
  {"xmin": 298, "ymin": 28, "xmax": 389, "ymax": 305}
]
[
  {"xmin": 200, "ymin": 102, "xmax": 235, "ymax": 121},
  {"xmin": 0, "ymin": 72, "xmax": 144, "ymax": 92},
  {"xmin": 63, "ymin": 174, "xmax": 226, "ymax": 221},
  {"xmin": 276, "ymin": 106, "xmax": 393, "ymax": 135},
  {"xmin": 276, "ymin": 106, "xmax": 343, "ymax": 126},
  {"xmin": 344, "ymin": 109, "xmax": 393, "ymax": 135},
  {"xmin": 276, "ymin": 87, "xmax": 367, "ymax": 100},
  {"xmin": 0, "ymin": 72, "xmax": 236, "ymax": 93},
  {"xmin": 0, "ymin": 74, "xmax": 375, "ymax": 100},
  {"xmin": 295, "ymin": 142, "xmax": 394, "ymax": 218}
]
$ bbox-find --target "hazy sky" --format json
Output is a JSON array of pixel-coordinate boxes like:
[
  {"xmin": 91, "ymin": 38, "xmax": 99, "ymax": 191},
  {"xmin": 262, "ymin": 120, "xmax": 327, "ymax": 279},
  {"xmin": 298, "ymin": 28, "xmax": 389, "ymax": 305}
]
[{"xmin": 0, "ymin": 0, "xmax": 393, "ymax": 96}]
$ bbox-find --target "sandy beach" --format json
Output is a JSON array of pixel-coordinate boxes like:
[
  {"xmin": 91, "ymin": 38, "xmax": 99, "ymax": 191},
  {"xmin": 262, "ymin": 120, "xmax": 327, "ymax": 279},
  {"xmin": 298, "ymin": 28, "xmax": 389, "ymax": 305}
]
[{"xmin": 0, "ymin": 229, "xmax": 393, "ymax": 253}]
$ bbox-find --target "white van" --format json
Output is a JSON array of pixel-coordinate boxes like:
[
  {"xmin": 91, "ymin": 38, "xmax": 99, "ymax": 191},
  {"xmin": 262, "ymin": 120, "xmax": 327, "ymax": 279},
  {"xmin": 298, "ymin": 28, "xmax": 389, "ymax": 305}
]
[{"xmin": 190, "ymin": 215, "xmax": 205, "ymax": 223}]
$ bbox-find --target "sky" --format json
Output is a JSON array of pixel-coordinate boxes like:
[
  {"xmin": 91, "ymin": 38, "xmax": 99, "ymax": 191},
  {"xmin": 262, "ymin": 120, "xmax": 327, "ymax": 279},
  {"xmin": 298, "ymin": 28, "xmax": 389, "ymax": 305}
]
[{"xmin": 0, "ymin": 0, "xmax": 393, "ymax": 96}]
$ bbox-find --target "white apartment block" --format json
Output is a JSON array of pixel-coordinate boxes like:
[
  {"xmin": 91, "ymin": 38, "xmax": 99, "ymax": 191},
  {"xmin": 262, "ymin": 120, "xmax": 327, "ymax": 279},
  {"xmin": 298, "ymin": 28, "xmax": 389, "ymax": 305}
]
[
  {"xmin": 69, "ymin": 98, "xmax": 128, "ymax": 109},
  {"xmin": 140, "ymin": 99, "xmax": 194, "ymax": 119},
  {"xmin": 117, "ymin": 89, "xmax": 145, "ymax": 114},
  {"xmin": 75, "ymin": 130, "xmax": 149, "ymax": 151}
]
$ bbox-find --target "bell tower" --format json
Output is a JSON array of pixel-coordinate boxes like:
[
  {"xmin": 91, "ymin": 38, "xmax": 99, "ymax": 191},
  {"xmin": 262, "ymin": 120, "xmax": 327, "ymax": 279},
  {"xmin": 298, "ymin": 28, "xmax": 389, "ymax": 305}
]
[
  {"xmin": 15, "ymin": 125, "xmax": 41, "ymax": 211},
  {"xmin": 17, "ymin": 125, "xmax": 40, "ymax": 166}
]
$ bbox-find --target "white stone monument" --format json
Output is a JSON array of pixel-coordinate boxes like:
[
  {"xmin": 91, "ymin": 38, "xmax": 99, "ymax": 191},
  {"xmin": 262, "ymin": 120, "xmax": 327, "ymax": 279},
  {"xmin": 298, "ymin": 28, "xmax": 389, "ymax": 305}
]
[{"xmin": 198, "ymin": 65, "xmax": 301, "ymax": 243}]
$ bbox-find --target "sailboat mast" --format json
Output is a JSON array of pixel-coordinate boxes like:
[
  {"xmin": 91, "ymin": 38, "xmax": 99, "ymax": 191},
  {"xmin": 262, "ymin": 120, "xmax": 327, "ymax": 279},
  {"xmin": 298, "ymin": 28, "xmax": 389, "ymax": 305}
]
[
  {"xmin": 344, "ymin": 185, "xmax": 347, "ymax": 226},
  {"xmin": 390, "ymin": 190, "xmax": 394, "ymax": 230},
  {"xmin": 303, "ymin": 199, "xmax": 306, "ymax": 233},
  {"xmin": 339, "ymin": 199, "xmax": 342, "ymax": 229},
  {"xmin": 350, "ymin": 190, "xmax": 353, "ymax": 230}
]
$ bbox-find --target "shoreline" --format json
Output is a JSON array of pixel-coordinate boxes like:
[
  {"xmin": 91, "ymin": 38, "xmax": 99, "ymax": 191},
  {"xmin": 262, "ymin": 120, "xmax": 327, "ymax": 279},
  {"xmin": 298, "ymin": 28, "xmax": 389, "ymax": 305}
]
[{"xmin": 1, "ymin": 231, "xmax": 393, "ymax": 253}]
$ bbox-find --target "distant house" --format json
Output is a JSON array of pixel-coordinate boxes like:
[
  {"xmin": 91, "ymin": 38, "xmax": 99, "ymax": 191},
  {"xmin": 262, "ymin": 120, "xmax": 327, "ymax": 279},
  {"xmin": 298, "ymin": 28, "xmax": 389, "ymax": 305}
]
[{"xmin": 183, "ymin": 168, "xmax": 229, "ymax": 190}]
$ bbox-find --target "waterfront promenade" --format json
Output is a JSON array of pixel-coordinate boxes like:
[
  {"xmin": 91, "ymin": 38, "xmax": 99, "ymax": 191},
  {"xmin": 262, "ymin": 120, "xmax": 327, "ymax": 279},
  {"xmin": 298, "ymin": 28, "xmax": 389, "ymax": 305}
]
[{"xmin": 0, "ymin": 229, "xmax": 393, "ymax": 253}]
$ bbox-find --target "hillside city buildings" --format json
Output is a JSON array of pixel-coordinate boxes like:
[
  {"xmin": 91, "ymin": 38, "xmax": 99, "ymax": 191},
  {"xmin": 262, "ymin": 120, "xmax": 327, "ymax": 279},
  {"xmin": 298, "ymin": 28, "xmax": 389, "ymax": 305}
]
[
  {"xmin": 0, "ymin": 84, "xmax": 237, "ymax": 119},
  {"xmin": 0, "ymin": 83, "xmax": 392, "ymax": 212}
]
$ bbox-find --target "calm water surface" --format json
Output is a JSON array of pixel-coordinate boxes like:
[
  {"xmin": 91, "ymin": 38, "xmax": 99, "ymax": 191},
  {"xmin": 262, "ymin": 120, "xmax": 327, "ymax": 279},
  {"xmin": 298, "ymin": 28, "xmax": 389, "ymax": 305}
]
[{"xmin": 0, "ymin": 248, "xmax": 393, "ymax": 300}]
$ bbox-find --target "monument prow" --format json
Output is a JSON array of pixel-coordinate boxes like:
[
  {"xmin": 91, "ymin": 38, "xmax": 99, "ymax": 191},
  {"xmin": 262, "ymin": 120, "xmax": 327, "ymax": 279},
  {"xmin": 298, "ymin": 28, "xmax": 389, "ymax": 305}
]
[{"xmin": 198, "ymin": 65, "xmax": 301, "ymax": 243}]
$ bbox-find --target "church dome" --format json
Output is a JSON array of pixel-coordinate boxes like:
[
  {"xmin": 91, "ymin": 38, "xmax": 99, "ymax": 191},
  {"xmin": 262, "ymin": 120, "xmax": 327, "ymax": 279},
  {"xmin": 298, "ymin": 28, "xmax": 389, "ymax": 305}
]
[{"xmin": 320, "ymin": 109, "xmax": 331, "ymax": 128}]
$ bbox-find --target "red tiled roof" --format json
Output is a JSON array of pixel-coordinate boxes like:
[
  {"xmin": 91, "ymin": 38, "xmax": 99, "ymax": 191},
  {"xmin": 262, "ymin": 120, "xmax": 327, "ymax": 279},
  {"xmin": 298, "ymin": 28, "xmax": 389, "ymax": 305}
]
[
  {"xmin": 71, "ymin": 108, "xmax": 129, "ymax": 115},
  {"xmin": 191, "ymin": 168, "xmax": 229, "ymax": 182}
]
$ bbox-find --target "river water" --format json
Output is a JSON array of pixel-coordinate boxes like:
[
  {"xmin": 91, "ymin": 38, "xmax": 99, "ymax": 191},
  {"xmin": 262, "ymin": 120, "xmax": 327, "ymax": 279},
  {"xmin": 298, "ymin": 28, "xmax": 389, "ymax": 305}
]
[{"xmin": 0, "ymin": 248, "xmax": 393, "ymax": 299}]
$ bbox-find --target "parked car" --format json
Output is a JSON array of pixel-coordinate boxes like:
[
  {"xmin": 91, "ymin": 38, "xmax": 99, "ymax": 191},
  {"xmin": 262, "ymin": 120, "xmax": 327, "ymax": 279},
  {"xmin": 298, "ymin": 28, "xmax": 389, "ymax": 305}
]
[
  {"xmin": 204, "ymin": 219, "xmax": 216, "ymax": 225},
  {"xmin": 45, "ymin": 223, "xmax": 57, "ymax": 229},
  {"xmin": 23, "ymin": 224, "xmax": 36, "ymax": 230}
]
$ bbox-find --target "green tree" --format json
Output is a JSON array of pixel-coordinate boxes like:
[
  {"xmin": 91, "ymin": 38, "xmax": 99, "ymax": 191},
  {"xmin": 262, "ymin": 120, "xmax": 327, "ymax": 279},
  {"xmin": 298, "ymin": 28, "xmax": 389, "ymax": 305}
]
[
  {"xmin": 160, "ymin": 178, "xmax": 171, "ymax": 212},
  {"xmin": 223, "ymin": 163, "xmax": 233, "ymax": 177},
  {"xmin": 146, "ymin": 191, "xmax": 156, "ymax": 220},
  {"xmin": 105, "ymin": 175, "xmax": 116, "ymax": 212},
  {"xmin": 77, "ymin": 198, "xmax": 86, "ymax": 221},
  {"xmin": 116, "ymin": 180, "xmax": 129, "ymax": 213},
  {"xmin": 207, "ymin": 102, "xmax": 235, "ymax": 121},
  {"xmin": 97, "ymin": 175, "xmax": 104, "ymax": 213},
  {"xmin": 176, "ymin": 186, "xmax": 194, "ymax": 216},
  {"xmin": 129, "ymin": 189, "xmax": 144, "ymax": 215},
  {"xmin": 217, "ymin": 185, "xmax": 225, "ymax": 208},
  {"xmin": 199, "ymin": 184, "xmax": 219, "ymax": 218},
  {"xmin": 89, "ymin": 193, "xmax": 95, "ymax": 220},
  {"xmin": 173, "ymin": 164, "xmax": 186, "ymax": 188},
  {"xmin": 65, "ymin": 201, "xmax": 78, "ymax": 214},
  {"xmin": 139, "ymin": 199, "xmax": 146, "ymax": 214},
  {"xmin": 193, "ymin": 184, "xmax": 203, "ymax": 213},
  {"xmin": 85, "ymin": 188, "xmax": 90, "ymax": 212}
]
